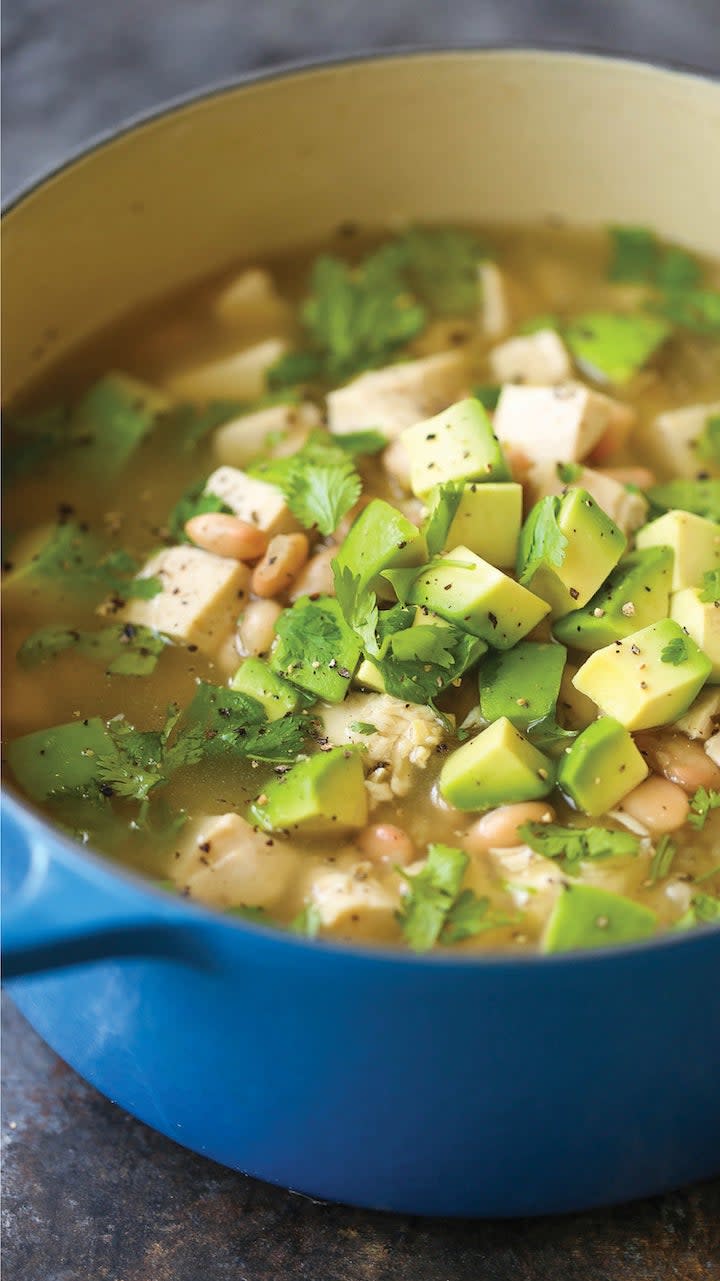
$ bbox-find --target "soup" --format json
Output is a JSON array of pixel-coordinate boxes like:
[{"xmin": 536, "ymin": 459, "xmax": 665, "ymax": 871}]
[{"xmin": 3, "ymin": 222, "xmax": 720, "ymax": 952}]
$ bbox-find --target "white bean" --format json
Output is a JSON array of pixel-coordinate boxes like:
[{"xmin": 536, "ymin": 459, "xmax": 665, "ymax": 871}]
[
  {"xmin": 617, "ymin": 775, "xmax": 689, "ymax": 835},
  {"xmin": 356, "ymin": 824, "xmax": 415, "ymax": 866},
  {"xmin": 185, "ymin": 512, "xmax": 268, "ymax": 561},
  {"xmin": 237, "ymin": 599, "xmax": 283, "ymax": 656},
  {"xmin": 251, "ymin": 533, "xmax": 309, "ymax": 598},
  {"xmin": 463, "ymin": 802, "xmax": 556, "ymax": 854},
  {"xmin": 289, "ymin": 546, "xmax": 337, "ymax": 600}
]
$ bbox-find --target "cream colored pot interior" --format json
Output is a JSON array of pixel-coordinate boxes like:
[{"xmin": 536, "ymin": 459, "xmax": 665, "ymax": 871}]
[{"xmin": 3, "ymin": 50, "xmax": 719, "ymax": 400}]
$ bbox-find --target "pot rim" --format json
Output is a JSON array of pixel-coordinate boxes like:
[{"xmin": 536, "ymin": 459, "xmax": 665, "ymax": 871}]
[{"xmin": 3, "ymin": 44, "xmax": 719, "ymax": 970}]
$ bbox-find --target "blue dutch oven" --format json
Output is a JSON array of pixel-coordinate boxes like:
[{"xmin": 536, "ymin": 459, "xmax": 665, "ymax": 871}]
[{"xmin": 3, "ymin": 49, "xmax": 720, "ymax": 1216}]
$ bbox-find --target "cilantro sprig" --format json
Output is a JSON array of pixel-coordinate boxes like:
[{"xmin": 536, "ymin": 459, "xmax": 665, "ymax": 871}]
[
  {"xmin": 516, "ymin": 496, "xmax": 568, "ymax": 586},
  {"xmin": 661, "ymin": 636, "xmax": 689, "ymax": 666},
  {"xmin": 688, "ymin": 786, "xmax": 720, "ymax": 831},
  {"xmin": 519, "ymin": 823, "xmax": 640, "ymax": 867},
  {"xmin": 608, "ymin": 226, "xmax": 720, "ymax": 337},
  {"xmin": 249, "ymin": 430, "xmax": 363, "ymax": 536},
  {"xmin": 397, "ymin": 843, "xmax": 512, "ymax": 951}
]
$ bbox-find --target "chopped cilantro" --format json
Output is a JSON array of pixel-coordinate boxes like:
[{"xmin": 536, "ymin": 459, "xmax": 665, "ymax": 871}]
[
  {"xmin": 519, "ymin": 822, "xmax": 640, "ymax": 864},
  {"xmin": 368, "ymin": 605, "xmax": 485, "ymax": 707},
  {"xmin": 473, "ymin": 384, "xmax": 502, "ymax": 411},
  {"xmin": 397, "ymin": 226, "xmax": 486, "ymax": 315},
  {"xmin": 271, "ymin": 596, "xmax": 361, "ymax": 701},
  {"xmin": 608, "ymin": 226, "xmax": 700, "ymax": 288},
  {"xmin": 647, "ymin": 479, "xmax": 720, "ymax": 522},
  {"xmin": 696, "ymin": 414, "xmax": 720, "ymax": 465},
  {"xmin": 442, "ymin": 890, "xmax": 516, "ymax": 943},
  {"xmin": 332, "ymin": 562, "xmax": 381, "ymax": 657},
  {"xmin": 349, "ymin": 721, "xmax": 378, "ymax": 735},
  {"xmin": 688, "ymin": 786, "xmax": 720, "ymax": 831},
  {"xmin": 167, "ymin": 480, "xmax": 233, "ymax": 542},
  {"xmin": 17, "ymin": 622, "xmax": 167, "ymax": 676},
  {"xmin": 267, "ymin": 350, "xmax": 325, "ymax": 390},
  {"xmin": 396, "ymin": 843, "xmax": 468, "ymax": 951},
  {"xmin": 8, "ymin": 520, "xmax": 162, "ymax": 603},
  {"xmin": 249, "ymin": 430, "xmax": 362, "ymax": 536},
  {"xmin": 516, "ymin": 496, "xmax": 568, "ymax": 586},
  {"xmin": 699, "ymin": 570, "xmax": 720, "ymax": 604},
  {"xmin": 648, "ymin": 835, "xmax": 677, "ymax": 884},
  {"xmin": 422, "ymin": 482, "xmax": 465, "ymax": 557},
  {"xmin": 174, "ymin": 681, "xmax": 313, "ymax": 765},
  {"xmin": 676, "ymin": 892, "xmax": 720, "ymax": 929},
  {"xmin": 331, "ymin": 429, "xmax": 387, "ymax": 455},
  {"xmin": 653, "ymin": 287, "xmax": 720, "ymax": 337},
  {"xmin": 661, "ymin": 636, "xmax": 689, "ymax": 666}
]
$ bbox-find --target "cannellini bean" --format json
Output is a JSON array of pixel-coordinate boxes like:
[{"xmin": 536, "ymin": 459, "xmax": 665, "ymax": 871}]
[
  {"xmin": 214, "ymin": 631, "xmax": 243, "ymax": 679},
  {"xmin": 251, "ymin": 532, "xmax": 309, "ymax": 598},
  {"xmin": 599, "ymin": 466, "xmax": 656, "ymax": 489},
  {"xmin": 383, "ymin": 438, "xmax": 412, "ymax": 490},
  {"xmin": 638, "ymin": 732, "xmax": 720, "ymax": 795},
  {"xmin": 289, "ymin": 546, "xmax": 337, "ymax": 600},
  {"xmin": 356, "ymin": 824, "xmax": 416, "ymax": 866},
  {"xmin": 237, "ymin": 598, "xmax": 283, "ymax": 656},
  {"xmin": 463, "ymin": 802, "xmax": 556, "ymax": 854},
  {"xmin": 617, "ymin": 775, "xmax": 690, "ymax": 835},
  {"xmin": 185, "ymin": 513, "xmax": 268, "ymax": 561}
]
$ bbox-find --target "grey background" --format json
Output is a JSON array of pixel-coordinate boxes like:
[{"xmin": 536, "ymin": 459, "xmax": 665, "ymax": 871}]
[{"xmin": 3, "ymin": 2, "xmax": 720, "ymax": 1278}]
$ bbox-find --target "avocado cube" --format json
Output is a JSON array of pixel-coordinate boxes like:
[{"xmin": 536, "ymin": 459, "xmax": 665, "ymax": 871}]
[
  {"xmin": 572, "ymin": 618, "xmax": 713, "ymax": 730},
  {"xmin": 405, "ymin": 546, "xmax": 549, "ymax": 648},
  {"xmin": 671, "ymin": 588, "xmax": 720, "ymax": 683},
  {"xmin": 439, "ymin": 716, "xmax": 555, "ymax": 811},
  {"xmin": 7, "ymin": 717, "xmax": 115, "ymax": 802},
  {"xmin": 553, "ymin": 547, "xmax": 673, "ymax": 653},
  {"xmin": 354, "ymin": 659, "xmax": 387, "ymax": 692},
  {"xmin": 230, "ymin": 658, "xmax": 303, "ymax": 720},
  {"xmin": 635, "ymin": 509, "xmax": 720, "ymax": 591},
  {"xmin": 564, "ymin": 312, "xmax": 671, "ymax": 385},
  {"xmin": 478, "ymin": 641, "xmax": 567, "ymax": 732},
  {"xmin": 400, "ymin": 398, "xmax": 511, "ymax": 499},
  {"xmin": 444, "ymin": 482, "xmax": 523, "ymax": 568},
  {"xmin": 248, "ymin": 747, "xmax": 367, "ymax": 834},
  {"xmin": 542, "ymin": 884, "xmax": 657, "ymax": 953},
  {"xmin": 518, "ymin": 488, "xmax": 627, "ymax": 619},
  {"xmin": 557, "ymin": 717, "xmax": 649, "ymax": 816},
  {"xmin": 271, "ymin": 596, "xmax": 361, "ymax": 703},
  {"xmin": 332, "ymin": 498, "xmax": 427, "ymax": 597},
  {"xmin": 70, "ymin": 373, "xmax": 171, "ymax": 475}
]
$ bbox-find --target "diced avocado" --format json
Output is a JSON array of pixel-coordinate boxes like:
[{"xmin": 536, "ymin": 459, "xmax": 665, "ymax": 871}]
[
  {"xmin": 400, "ymin": 398, "xmax": 511, "ymax": 498},
  {"xmin": 478, "ymin": 641, "xmax": 566, "ymax": 732},
  {"xmin": 572, "ymin": 618, "xmax": 713, "ymax": 730},
  {"xmin": 553, "ymin": 547, "xmax": 673, "ymax": 653},
  {"xmin": 230, "ymin": 658, "xmax": 304, "ymax": 720},
  {"xmin": 402, "ymin": 546, "xmax": 549, "ymax": 649},
  {"xmin": 2, "ymin": 521, "xmax": 105, "ymax": 603},
  {"xmin": 271, "ymin": 596, "xmax": 361, "ymax": 703},
  {"xmin": 69, "ymin": 373, "xmax": 171, "ymax": 475},
  {"xmin": 564, "ymin": 311, "xmax": 671, "ymax": 385},
  {"xmin": 354, "ymin": 659, "xmax": 387, "ymax": 692},
  {"xmin": 7, "ymin": 717, "xmax": 115, "ymax": 802},
  {"xmin": 542, "ymin": 883, "xmax": 657, "ymax": 952},
  {"xmin": 671, "ymin": 588, "xmax": 720, "ymax": 683},
  {"xmin": 557, "ymin": 717, "xmax": 648, "ymax": 816},
  {"xmin": 439, "ymin": 716, "xmax": 555, "ymax": 811},
  {"xmin": 332, "ymin": 498, "xmax": 427, "ymax": 597},
  {"xmin": 518, "ymin": 488, "xmax": 627, "ymax": 619},
  {"xmin": 635, "ymin": 509, "xmax": 720, "ymax": 591},
  {"xmin": 444, "ymin": 482, "xmax": 523, "ymax": 568},
  {"xmin": 248, "ymin": 746, "xmax": 367, "ymax": 834}
]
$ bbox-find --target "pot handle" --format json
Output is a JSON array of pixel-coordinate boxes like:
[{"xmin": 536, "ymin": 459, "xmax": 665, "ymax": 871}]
[{"xmin": 2, "ymin": 804, "xmax": 212, "ymax": 978}]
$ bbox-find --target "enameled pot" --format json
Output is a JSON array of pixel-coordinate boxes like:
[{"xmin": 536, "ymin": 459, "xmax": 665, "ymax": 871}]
[{"xmin": 3, "ymin": 50, "xmax": 720, "ymax": 1217}]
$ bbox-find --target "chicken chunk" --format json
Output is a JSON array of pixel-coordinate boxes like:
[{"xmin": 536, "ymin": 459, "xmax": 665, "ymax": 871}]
[
  {"xmin": 644, "ymin": 401, "xmax": 720, "ymax": 479},
  {"xmin": 477, "ymin": 261, "xmax": 510, "ymax": 336},
  {"xmin": 319, "ymin": 693, "xmax": 448, "ymax": 805},
  {"xmin": 212, "ymin": 268, "xmax": 291, "ymax": 331},
  {"xmin": 213, "ymin": 401, "xmax": 321, "ymax": 468},
  {"xmin": 489, "ymin": 329, "xmax": 572, "ymax": 385},
  {"xmin": 204, "ymin": 465, "xmax": 301, "ymax": 536},
  {"xmin": 165, "ymin": 338, "xmax": 288, "ymax": 403},
  {"xmin": 171, "ymin": 812, "xmax": 296, "ymax": 908},
  {"xmin": 327, "ymin": 351, "xmax": 468, "ymax": 439},
  {"xmin": 493, "ymin": 382, "xmax": 621, "ymax": 466},
  {"xmin": 527, "ymin": 461, "xmax": 648, "ymax": 535},
  {"xmin": 306, "ymin": 860, "xmax": 399, "ymax": 932},
  {"xmin": 121, "ymin": 545, "xmax": 250, "ymax": 656}
]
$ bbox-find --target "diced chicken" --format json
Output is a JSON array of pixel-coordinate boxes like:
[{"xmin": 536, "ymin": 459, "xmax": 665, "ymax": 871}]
[
  {"xmin": 493, "ymin": 382, "xmax": 620, "ymax": 466},
  {"xmin": 489, "ymin": 329, "xmax": 572, "ymax": 386},
  {"xmin": 204, "ymin": 465, "xmax": 301, "ymax": 536},
  {"xmin": 486, "ymin": 845, "xmax": 564, "ymax": 932},
  {"xmin": 171, "ymin": 812, "xmax": 296, "ymax": 908},
  {"xmin": 307, "ymin": 861, "xmax": 399, "ymax": 931},
  {"xmin": 478, "ymin": 261, "xmax": 510, "ymax": 336},
  {"xmin": 327, "ymin": 351, "xmax": 468, "ymax": 440},
  {"xmin": 644, "ymin": 402, "xmax": 720, "ymax": 479},
  {"xmin": 213, "ymin": 401, "xmax": 321, "ymax": 468},
  {"xmin": 121, "ymin": 546, "xmax": 250, "ymax": 656},
  {"xmin": 527, "ymin": 461, "xmax": 648, "ymax": 535},
  {"xmin": 706, "ymin": 732, "xmax": 720, "ymax": 767},
  {"xmin": 675, "ymin": 688, "xmax": 720, "ymax": 741},
  {"xmin": 212, "ymin": 268, "xmax": 291, "ymax": 331},
  {"xmin": 319, "ymin": 693, "xmax": 448, "ymax": 805},
  {"xmin": 165, "ymin": 338, "xmax": 288, "ymax": 403},
  {"xmin": 665, "ymin": 879, "xmax": 694, "ymax": 915}
]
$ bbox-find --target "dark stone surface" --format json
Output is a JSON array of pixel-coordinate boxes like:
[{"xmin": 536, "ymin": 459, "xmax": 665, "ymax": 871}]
[
  {"xmin": 3, "ymin": 2, "xmax": 720, "ymax": 1276},
  {"xmin": 3, "ymin": 996, "xmax": 720, "ymax": 1281}
]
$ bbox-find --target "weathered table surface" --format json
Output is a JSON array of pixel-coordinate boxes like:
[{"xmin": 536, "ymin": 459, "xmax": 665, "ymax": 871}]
[{"xmin": 3, "ymin": 997, "xmax": 719, "ymax": 1281}]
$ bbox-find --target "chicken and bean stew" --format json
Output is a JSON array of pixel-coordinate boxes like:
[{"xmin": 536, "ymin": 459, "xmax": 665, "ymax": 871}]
[{"xmin": 3, "ymin": 222, "xmax": 720, "ymax": 952}]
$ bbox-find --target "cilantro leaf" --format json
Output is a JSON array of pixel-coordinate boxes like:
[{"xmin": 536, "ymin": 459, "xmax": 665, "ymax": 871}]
[
  {"xmin": 332, "ymin": 562, "xmax": 380, "ymax": 656},
  {"xmin": 653, "ymin": 287, "xmax": 720, "ymax": 337},
  {"xmin": 349, "ymin": 721, "xmax": 377, "ymax": 735},
  {"xmin": 564, "ymin": 311, "xmax": 671, "ymax": 384},
  {"xmin": 661, "ymin": 636, "xmax": 689, "ymax": 666},
  {"xmin": 397, "ymin": 844, "xmax": 469, "ymax": 951},
  {"xmin": 676, "ymin": 892, "xmax": 720, "ymax": 929},
  {"xmin": 331, "ymin": 429, "xmax": 387, "ymax": 455},
  {"xmin": 267, "ymin": 350, "xmax": 325, "ymax": 391},
  {"xmin": 696, "ymin": 414, "xmax": 720, "ymax": 465},
  {"xmin": 688, "ymin": 786, "xmax": 720, "ymax": 831},
  {"xmin": 175, "ymin": 681, "xmax": 312, "ymax": 765},
  {"xmin": 10, "ymin": 521, "xmax": 162, "ymax": 603},
  {"xmin": 473, "ymin": 384, "xmax": 502, "ymax": 411},
  {"xmin": 389, "ymin": 625, "xmax": 457, "ymax": 668},
  {"xmin": 608, "ymin": 226, "xmax": 701, "ymax": 288},
  {"xmin": 397, "ymin": 226, "xmax": 486, "ymax": 315},
  {"xmin": 648, "ymin": 835, "xmax": 677, "ymax": 884},
  {"xmin": 370, "ymin": 607, "xmax": 485, "ymax": 706},
  {"xmin": 647, "ymin": 479, "xmax": 720, "ymax": 522},
  {"xmin": 422, "ymin": 482, "xmax": 465, "ymax": 557},
  {"xmin": 249, "ymin": 430, "xmax": 363, "ymax": 536},
  {"xmin": 699, "ymin": 570, "xmax": 720, "ymax": 604},
  {"xmin": 516, "ymin": 496, "xmax": 568, "ymax": 586},
  {"xmin": 17, "ymin": 622, "xmax": 167, "ymax": 676},
  {"xmin": 519, "ymin": 822, "xmax": 640, "ymax": 864},
  {"xmin": 166, "ymin": 399, "xmax": 249, "ymax": 452}
]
